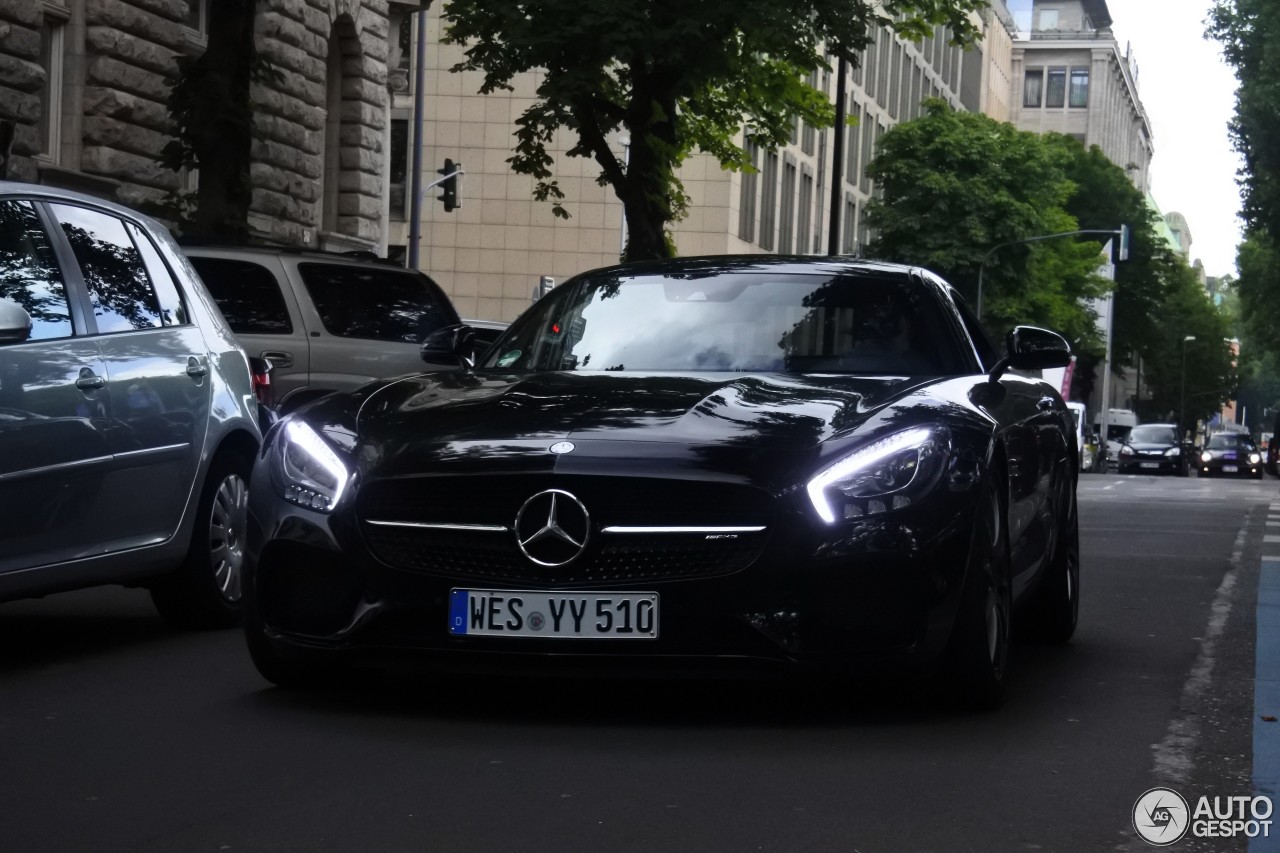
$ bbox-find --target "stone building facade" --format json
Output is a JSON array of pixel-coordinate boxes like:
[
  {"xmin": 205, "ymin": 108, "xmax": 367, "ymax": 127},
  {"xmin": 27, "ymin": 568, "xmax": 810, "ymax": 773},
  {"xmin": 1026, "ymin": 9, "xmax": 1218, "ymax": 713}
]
[{"xmin": 0, "ymin": 0, "xmax": 419, "ymax": 250}]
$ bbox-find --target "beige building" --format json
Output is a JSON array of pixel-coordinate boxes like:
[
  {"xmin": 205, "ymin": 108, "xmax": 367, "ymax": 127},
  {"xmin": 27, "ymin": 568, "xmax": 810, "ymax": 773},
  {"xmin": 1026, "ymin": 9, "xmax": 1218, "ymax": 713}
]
[
  {"xmin": 1008, "ymin": 0, "xmax": 1153, "ymax": 190},
  {"xmin": 397, "ymin": 5, "xmax": 992, "ymax": 322},
  {"xmin": 1, "ymin": 0, "xmax": 419, "ymax": 249}
]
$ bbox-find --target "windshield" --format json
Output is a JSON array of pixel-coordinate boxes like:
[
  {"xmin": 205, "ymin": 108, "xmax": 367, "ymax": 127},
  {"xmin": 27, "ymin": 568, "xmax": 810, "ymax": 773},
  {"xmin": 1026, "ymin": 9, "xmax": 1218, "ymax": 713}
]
[
  {"xmin": 1207, "ymin": 433, "xmax": 1255, "ymax": 450},
  {"xmin": 480, "ymin": 271, "xmax": 969, "ymax": 375},
  {"xmin": 1129, "ymin": 425, "xmax": 1177, "ymax": 444}
]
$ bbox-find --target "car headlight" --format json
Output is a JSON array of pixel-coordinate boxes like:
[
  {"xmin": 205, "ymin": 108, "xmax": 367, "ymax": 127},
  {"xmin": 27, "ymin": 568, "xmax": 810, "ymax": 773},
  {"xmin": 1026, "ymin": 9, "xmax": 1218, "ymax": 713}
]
[
  {"xmin": 1120, "ymin": 445, "xmax": 1134, "ymax": 457},
  {"xmin": 271, "ymin": 420, "xmax": 350, "ymax": 512},
  {"xmin": 1250, "ymin": 452, "xmax": 1262, "ymax": 464},
  {"xmin": 806, "ymin": 426, "xmax": 949, "ymax": 524},
  {"xmin": 1164, "ymin": 447, "xmax": 1181, "ymax": 457},
  {"xmin": 1201, "ymin": 451, "xmax": 1213, "ymax": 463}
]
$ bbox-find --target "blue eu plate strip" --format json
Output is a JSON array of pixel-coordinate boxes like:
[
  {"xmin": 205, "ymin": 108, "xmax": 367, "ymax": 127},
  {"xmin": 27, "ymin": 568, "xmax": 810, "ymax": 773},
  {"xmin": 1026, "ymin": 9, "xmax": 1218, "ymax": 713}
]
[{"xmin": 449, "ymin": 590, "xmax": 469, "ymax": 635}]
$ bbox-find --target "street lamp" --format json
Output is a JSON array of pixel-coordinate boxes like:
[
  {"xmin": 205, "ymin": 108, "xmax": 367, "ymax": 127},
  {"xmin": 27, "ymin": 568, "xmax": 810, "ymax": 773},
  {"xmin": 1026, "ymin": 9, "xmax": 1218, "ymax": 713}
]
[{"xmin": 1180, "ymin": 335, "xmax": 1196, "ymax": 442}]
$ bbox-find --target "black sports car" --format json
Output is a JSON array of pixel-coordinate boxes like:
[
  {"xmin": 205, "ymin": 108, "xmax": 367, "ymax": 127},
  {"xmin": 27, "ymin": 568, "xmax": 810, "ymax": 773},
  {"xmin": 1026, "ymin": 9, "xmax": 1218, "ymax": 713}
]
[
  {"xmin": 1199, "ymin": 432, "xmax": 1264, "ymax": 478},
  {"xmin": 242, "ymin": 257, "xmax": 1080, "ymax": 708},
  {"xmin": 1116, "ymin": 423, "xmax": 1188, "ymax": 476}
]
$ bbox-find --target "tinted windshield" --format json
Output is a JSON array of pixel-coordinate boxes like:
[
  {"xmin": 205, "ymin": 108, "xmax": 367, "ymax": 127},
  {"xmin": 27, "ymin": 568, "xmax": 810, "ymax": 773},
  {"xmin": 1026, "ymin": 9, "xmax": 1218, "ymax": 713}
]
[
  {"xmin": 1129, "ymin": 425, "xmax": 1177, "ymax": 444},
  {"xmin": 299, "ymin": 263, "xmax": 458, "ymax": 343},
  {"xmin": 1207, "ymin": 433, "xmax": 1255, "ymax": 450},
  {"xmin": 481, "ymin": 272, "xmax": 969, "ymax": 374}
]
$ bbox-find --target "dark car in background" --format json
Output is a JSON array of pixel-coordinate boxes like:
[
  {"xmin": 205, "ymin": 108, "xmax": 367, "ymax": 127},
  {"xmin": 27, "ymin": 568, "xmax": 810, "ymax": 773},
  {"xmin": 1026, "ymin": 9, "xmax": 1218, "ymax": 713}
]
[
  {"xmin": 240, "ymin": 256, "xmax": 1081, "ymax": 709},
  {"xmin": 184, "ymin": 245, "xmax": 505, "ymax": 415},
  {"xmin": 0, "ymin": 183, "xmax": 262, "ymax": 627},
  {"xmin": 1268, "ymin": 412, "xmax": 1280, "ymax": 477},
  {"xmin": 1117, "ymin": 423, "xmax": 1188, "ymax": 476},
  {"xmin": 1199, "ymin": 432, "xmax": 1264, "ymax": 478}
]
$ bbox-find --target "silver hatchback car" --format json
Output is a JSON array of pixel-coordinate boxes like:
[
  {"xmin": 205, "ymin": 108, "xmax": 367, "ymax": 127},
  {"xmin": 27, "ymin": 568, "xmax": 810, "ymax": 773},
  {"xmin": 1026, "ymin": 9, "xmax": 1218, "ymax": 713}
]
[{"xmin": 0, "ymin": 183, "xmax": 262, "ymax": 627}]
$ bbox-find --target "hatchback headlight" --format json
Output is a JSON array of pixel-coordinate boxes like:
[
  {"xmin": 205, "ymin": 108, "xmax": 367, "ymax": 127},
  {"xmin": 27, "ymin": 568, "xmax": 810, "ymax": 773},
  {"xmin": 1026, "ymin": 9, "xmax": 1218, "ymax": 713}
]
[
  {"xmin": 1201, "ymin": 451, "xmax": 1213, "ymax": 463},
  {"xmin": 271, "ymin": 420, "xmax": 350, "ymax": 512},
  {"xmin": 806, "ymin": 426, "xmax": 949, "ymax": 524},
  {"xmin": 1250, "ymin": 452, "xmax": 1262, "ymax": 464}
]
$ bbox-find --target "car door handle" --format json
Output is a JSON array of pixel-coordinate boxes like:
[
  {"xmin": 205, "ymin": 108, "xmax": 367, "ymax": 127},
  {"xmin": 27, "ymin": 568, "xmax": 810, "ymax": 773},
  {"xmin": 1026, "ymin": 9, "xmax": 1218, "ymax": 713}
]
[
  {"xmin": 75, "ymin": 370, "xmax": 106, "ymax": 391},
  {"xmin": 1037, "ymin": 396, "xmax": 1056, "ymax": 411},
  {"xmin": 261, "ymin": 351, "xmax": 294, "ymax": 369},
  {"xmin": 186, "ymin": 357, "xmax": 209, "ymax": 379}
]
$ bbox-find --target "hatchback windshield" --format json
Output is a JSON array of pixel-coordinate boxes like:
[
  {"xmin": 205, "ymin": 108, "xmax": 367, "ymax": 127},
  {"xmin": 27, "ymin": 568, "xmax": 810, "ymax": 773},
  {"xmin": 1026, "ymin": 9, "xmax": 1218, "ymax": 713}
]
[
  {"xmin": 481, "ymin": 272, "xmax": 968, "ymax": 374},
  {"xmin": 1207, "ymin": 433, "xmax": 1256, "ymax": 451},
  {"xmin": 1129, "ymin": 425, "xmax": 1177, "ymax": 444}
]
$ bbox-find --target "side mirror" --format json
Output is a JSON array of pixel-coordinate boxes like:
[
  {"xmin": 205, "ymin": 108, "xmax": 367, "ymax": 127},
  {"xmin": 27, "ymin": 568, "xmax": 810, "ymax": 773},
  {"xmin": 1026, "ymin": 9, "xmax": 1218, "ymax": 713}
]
[
  {"xmin": 0, "ymin": 299, "xmax": 32, "ymax": 345},
  {"xmin": 420, "ymin": 323, "xmax": 476, "ymax": 369},
  {"xmin": 989, "ymin": 325, "xmax": 1071, "ymax": 381}
]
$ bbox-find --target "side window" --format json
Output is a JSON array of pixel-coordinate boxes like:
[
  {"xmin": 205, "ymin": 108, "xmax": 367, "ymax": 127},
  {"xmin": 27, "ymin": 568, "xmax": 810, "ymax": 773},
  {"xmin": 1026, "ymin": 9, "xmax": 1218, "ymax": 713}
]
[
  {"xmin": 0, "ymin": 200, "xmax": 71, "ymax": 341},
  {"xmin": 188, "ymin": 257, "xmax": 293, "ymax": 334},
  {"xmin": 950, "ymin": 291, "xmax": 1000, "ymax": 371},
  {"xmin": 298, "ymin": 262, "xmax": 459, "ymax": 343},
  {"xmin": 49, "ymin": 204, "xmax": 163, "ymax": 334},
  {"xmin": 125, "ymin": 223, "xmax": 187, "ymax": 325}
]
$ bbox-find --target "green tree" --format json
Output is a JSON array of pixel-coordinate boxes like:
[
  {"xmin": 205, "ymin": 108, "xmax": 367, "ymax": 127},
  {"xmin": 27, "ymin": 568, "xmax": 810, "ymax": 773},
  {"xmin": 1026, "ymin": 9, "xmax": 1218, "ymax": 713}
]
[
  {"xmin": 440, "ymin": 0, "xmax": 987, "ymax": 261},
  {"xmin": 865, "ymin": 102, "xmax": 1107, "ymax": 351}
]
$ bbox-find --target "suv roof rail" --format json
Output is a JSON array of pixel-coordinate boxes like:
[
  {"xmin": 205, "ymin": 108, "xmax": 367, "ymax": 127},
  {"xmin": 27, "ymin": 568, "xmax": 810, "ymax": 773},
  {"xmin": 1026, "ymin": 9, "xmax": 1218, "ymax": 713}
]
[{"xmin": 177, "ymin": 237, "xmax": 403, "ymax": 266}]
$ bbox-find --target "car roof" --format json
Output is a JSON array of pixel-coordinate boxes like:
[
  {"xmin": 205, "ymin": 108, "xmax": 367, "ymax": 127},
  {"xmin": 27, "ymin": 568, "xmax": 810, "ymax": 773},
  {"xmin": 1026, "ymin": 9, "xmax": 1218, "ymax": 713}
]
[
  {"xmin": 576, "ymin": 254, "xmax": 919, "ymax": 280},
  {"xmin": 181, "ymin": 242, "xmax": 409, "ymax": 268},
  {"xmin": 0, "ymin": 180, "xmax": 171, "ymax": 238}
]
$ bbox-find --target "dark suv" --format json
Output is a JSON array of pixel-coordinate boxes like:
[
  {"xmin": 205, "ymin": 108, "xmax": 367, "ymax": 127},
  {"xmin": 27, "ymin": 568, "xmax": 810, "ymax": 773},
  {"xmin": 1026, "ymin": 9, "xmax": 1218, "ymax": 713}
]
[
  {"xmin": 183, "ymin": 245, "xmax": 506, "ymax": 414},
  {"xmin": 0, "ymin": 183, "xmax": 262, "ymax": 626}
]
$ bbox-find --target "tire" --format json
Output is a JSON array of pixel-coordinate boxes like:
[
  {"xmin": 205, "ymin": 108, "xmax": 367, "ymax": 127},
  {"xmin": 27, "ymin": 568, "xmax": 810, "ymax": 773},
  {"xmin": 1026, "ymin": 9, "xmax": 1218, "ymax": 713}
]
[
  {"xmin": 150, "ymin": 451, "xmax": 250, "ymax": 629},
  {"xmin": 943, "ymin": 477, "xmax": 1012, "ymax": 711},
  {"xmin": 1028, "ymin": 485, "xmax": 1080, "ymax": 644}
]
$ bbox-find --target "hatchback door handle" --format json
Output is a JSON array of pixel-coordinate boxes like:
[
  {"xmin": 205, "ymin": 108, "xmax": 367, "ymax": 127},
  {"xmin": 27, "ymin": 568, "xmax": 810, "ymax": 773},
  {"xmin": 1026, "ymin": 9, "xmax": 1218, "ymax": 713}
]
[
  {"xmin": 186, "ymin": 357, "xmax": 209, "ymax": 379},
  {"xmin": 261, "ymin": 351, "xmax": 293, "ymax": 369},
  {"xmin": 75, "ymin": 370, "xmax": 106, "ymax": 391}
]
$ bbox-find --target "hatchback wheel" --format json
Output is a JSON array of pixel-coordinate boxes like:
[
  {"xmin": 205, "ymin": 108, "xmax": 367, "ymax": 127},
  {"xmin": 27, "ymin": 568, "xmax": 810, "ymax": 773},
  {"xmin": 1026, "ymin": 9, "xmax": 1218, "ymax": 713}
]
[{"xmin": 151, "ymin": 451, "xmax": 250, "ymax": 629}]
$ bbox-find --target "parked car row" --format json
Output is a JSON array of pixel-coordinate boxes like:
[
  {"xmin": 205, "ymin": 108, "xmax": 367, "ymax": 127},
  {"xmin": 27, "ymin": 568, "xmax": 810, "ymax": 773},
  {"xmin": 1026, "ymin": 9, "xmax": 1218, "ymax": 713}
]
[{"xmin": 1, "ymin": 182, "xmax": 1084, "ymax": 711}]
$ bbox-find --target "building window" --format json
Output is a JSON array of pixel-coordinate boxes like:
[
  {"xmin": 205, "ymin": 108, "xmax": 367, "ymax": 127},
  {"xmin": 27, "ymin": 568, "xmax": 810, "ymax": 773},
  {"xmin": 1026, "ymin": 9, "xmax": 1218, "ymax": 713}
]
[
  {"xmin": 859, "ymin": 118, "xmax": 874, "ymax": 194},
  {"xmin": 797, "ymin": 170, "xmax": 813, "ymax": 255},
  {"xmin": 738, "ymin": 139, "xmax": 758, "ymax": 242},
  {"xmin": 1023, "ymin": 69, "xmax": 1043, "ymax": 108},
  {"xmin": 779, "ymin": 161, "xmax": 797, "ymax": 254},
  {"xmin": 1046, "ymin": 68, "xmax": 1067, "ymax": 108},
  {"xmin": 1069, "ymin": 68, "xmax": 1089, "ymax": 107},
  {"xmin": 1037, "ymin": 9, "xmax": 1060, "ymax": 30},
  {"xmin": 389, "ymin": 116, "xmax": 409, "ymax": 221},
  {"xmin": 184, "ymin": 0, "xmax": 206, "ymax": 34},
  {"xmin": 37, "ymin": 7, "xmax": 68, "ymax": 162},
  {"xmin": 846, "ymin": 102, "xmax": 860, "ymax": 185},
  {"xmin": 842, "ymin": 198, "xmax": 857, "ymax": 254},
  {"xmin": 759, "ymin": 152, "xmax": 778, "ymax": 251}
]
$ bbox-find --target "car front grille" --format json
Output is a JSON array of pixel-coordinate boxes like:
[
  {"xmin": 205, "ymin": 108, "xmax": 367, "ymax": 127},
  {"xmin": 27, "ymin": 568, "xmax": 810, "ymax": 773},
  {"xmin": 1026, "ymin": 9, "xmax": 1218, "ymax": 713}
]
[{"xmin": 358, "ymin": 475, "xmax": 772, "ymax": 585}]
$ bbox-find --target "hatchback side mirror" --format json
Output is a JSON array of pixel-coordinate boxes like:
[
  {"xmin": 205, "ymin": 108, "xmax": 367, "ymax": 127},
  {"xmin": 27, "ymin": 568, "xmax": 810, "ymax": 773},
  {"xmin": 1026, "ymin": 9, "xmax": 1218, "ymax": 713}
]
[
  {"xmin": 0, "ymin": 299, "xmax": 32, "ymax": 345},
  {"xmin": 420, "ymin": 323, "xmax": 476, "ymax": 369},
  {"xmin": 989, "ymin": 325, "xmax": 1072, "ymax": 381}
]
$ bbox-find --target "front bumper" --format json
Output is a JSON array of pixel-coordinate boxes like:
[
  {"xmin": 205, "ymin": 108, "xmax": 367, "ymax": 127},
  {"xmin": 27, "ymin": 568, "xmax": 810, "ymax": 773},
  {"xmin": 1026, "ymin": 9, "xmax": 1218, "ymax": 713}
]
[
  {"xmin": 1201, "ymin": 458, "xmax": 1262, "ymax": 477},
  {"xmin": 1118, "ymin": 455, "xmax": 1182, "ymax": 474},
  {"xmin": 242, "ymin": 484, "xmax": 981, "ymax": 678}
]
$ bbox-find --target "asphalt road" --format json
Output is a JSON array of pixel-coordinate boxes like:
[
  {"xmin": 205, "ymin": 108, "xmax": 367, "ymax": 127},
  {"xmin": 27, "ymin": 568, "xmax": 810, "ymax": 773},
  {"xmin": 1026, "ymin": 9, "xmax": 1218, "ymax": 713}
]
[{"xmin": 0, "ymin": 473, "xmax": 1275, "ymax": 853}]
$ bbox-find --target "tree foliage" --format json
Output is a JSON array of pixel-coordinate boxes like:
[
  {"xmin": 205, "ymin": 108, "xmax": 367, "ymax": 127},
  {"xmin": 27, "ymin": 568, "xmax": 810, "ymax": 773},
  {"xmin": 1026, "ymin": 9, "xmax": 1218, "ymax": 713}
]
[
  {"xmin": 864, "ymin": 102, "xmax": 1235, "ymax": 420},
  {"xmin": 440, "ymin": 0, "xmax": 988, "ymax": 261}
]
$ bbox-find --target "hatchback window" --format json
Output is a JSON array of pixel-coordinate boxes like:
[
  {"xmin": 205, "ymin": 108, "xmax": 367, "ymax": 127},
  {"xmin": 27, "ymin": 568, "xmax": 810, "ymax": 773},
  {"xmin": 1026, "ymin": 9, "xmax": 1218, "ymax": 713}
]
[
  {"xmin": 0, "ymin": 200, "xmax": 71, "ymax": 341},
  {"xmin": 190, "ymin": 257, "xmax": 293, "ymax": 334},
  {"xmin": 126, "ymin": 222, "xmax": 188, "ymax": 326},
  {"xmin": 298, "ymin": 263, "xmax": 458, "ymax": 343},
  {"xmin": 49, "ymin": 204, "xmax": 164, "ymax": 334}
]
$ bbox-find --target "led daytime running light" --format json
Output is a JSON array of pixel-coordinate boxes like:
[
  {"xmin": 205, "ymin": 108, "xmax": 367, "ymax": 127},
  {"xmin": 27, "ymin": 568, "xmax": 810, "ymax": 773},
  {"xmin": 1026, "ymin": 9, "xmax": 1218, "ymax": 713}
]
[
  {"xmin": 807, "ymin": 427, "xmax": 935, "ymax": 524},
  {"xmin": 283, "ymin": 420, "xmax": 348, "ymax": 510}
]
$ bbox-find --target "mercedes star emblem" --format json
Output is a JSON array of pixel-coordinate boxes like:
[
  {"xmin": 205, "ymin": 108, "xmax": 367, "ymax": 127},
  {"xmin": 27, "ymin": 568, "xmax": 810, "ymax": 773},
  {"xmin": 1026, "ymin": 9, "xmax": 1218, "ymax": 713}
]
[
  {"xmin": 549, "ymin": 441, "xmax": 575, "ymax": 455},
  {"xmin": 514, "ymin": 489, "xmax": 591, "ymax": 567}
]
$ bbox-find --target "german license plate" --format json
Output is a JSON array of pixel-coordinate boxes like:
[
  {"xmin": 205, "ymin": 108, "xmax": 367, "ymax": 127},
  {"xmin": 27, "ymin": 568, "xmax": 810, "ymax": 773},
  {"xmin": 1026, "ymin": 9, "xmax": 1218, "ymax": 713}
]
[
  {"xmin": 1140, "ymin": 462, "xmax": 1159, "ymax": 469},
  {"xmin": 1224, "ymin": 465, "xmax": 1239, "ymax": 473},
  {"xmin": 448, "ymin": 589, "xmax": 659, "ymax": 638}
]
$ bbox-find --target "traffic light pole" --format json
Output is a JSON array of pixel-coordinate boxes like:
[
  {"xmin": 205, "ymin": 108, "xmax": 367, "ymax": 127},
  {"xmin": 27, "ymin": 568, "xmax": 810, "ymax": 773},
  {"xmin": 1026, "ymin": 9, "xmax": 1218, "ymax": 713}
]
[
  {"xmin": 407, "ymin": 10, "xmax": 427, "ymax": 269},
  {"xmin": 976, "ymin": 226, "xmax": 1128, "ymax": 318}
]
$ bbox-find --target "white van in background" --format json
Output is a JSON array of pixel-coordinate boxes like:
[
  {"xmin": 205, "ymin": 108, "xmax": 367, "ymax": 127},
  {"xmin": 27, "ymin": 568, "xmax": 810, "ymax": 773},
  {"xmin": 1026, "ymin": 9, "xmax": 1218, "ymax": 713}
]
[
  {"xmin": 1093, "ymin": 408, "xmax": 1139, "ymax": 471},
  {"xmin": 1066, "ymin": 402, "xmax": 1101, "ymax": 473}
]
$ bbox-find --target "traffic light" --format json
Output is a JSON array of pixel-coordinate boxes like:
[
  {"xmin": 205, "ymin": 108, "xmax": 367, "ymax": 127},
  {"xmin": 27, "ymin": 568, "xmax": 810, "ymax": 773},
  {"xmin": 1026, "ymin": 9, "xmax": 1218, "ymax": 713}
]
[
  {"xmin": 1117, "ymin": 223, "xmax": 1130, "ymax": 262},
  {"xmin": 437, "ymin": 159, "xmax": 461, "ymax": 212}
]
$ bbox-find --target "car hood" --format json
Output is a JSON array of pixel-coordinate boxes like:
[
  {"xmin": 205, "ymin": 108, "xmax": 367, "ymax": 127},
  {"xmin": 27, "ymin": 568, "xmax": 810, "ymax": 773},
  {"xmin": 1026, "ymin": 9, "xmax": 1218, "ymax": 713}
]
[{"xmin": 352, "ymin": 371, "xmax": 938, "ymax": 479}]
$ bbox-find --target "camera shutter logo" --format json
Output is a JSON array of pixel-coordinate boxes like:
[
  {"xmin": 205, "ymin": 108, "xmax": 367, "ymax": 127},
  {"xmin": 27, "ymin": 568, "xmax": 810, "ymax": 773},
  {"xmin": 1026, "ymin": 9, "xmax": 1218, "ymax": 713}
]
[{"xmin": 1133, "ymin": 787, "xmax": 1190, "ymax": 846}]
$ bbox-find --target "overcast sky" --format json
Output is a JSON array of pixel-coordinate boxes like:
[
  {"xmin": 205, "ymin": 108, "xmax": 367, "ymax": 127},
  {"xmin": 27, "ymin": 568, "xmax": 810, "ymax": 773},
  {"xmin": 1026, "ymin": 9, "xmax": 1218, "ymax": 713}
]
[{"xmin": 1104, "ymin": 0, "xmax": 1244, "ymax": 279}]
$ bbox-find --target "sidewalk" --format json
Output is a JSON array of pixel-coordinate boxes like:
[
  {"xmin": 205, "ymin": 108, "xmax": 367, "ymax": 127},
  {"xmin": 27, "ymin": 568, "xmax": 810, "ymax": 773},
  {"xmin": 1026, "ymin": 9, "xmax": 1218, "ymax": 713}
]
[{"xmin": 1252, "ymin": 497, "xmax": 1280, "ymax": 852}]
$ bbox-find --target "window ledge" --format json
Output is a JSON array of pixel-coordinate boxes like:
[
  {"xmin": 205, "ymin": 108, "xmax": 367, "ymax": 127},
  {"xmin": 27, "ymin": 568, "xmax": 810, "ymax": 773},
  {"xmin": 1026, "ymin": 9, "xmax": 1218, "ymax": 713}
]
[{"xmin": 36, "ymin": 163, "xmax": 121, "ymax": 200}]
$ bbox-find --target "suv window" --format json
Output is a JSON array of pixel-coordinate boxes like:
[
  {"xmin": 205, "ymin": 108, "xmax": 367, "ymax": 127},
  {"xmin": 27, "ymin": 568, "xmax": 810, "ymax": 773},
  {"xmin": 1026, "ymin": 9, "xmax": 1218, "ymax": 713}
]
[
  {"xmin": 189, "ymin": 257, "xmax": 293, "ymax": 334},
  {"xmin": 49, "ymin": 204, "xmax": 165, "ymax": 334},
  {"xmin": 298, "ymin": 262, "xmax": 458, "ymax": 343},
  {"xmin": 0, "ymin": 200, "xmax": 71, "ymax": 341}
]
